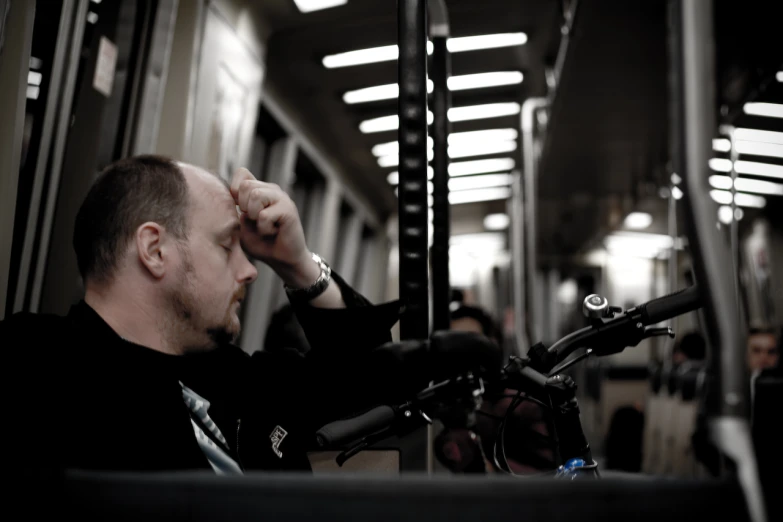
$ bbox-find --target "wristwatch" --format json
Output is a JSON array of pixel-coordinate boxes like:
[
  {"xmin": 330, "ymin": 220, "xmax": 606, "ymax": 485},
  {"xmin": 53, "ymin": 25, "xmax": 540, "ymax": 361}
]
[{"xmin": 284, "ymin": 252, "xmax": 332, "ymax": 304}]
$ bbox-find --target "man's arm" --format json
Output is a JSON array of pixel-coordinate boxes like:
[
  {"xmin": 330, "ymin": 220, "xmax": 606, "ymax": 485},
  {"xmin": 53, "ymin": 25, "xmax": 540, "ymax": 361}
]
[{"xmin": 229, "ymin": 167, "xmax": 345, "ymax": 309}]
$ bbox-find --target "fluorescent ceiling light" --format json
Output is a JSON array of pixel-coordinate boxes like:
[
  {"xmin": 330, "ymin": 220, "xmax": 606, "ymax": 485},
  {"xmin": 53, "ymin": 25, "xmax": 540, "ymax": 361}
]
[
  {"xmin": 359, "ymin": 112, "xmax": 434, "ymax": 133},
  {"xmin": 344, "ymin": 80, "xmax": 434, "ymax": 104},
  {"xmin": 713, "ymin": 138, "xmax": 731, "ymax": 152},
  {"xmin": 28, "ymin": 71, "xmax": 42, "ymax": 86},
  {"xmin": 735, "ymin": 140, "xmax": 783, "ymax": 159},
  {"xmin": 293, "ymin": 0, "xmax": 347, "ymax": 13},
  {"xmin": 449, "ymin": 102, "xmax": 520, "ymax": 122},
  {"xmin": 450, "ymin": 173, "xmax": 512, "ymax": 192},
  {"xmin": 743, "ymin": 102, "xmax": 783, "ymax": 119},
  {"xmin": 484, "ymin": 213, "xmax": 510, "ymax": 231},
  {"xmin": 450, "ymin": 158, "xmax": 515, "ymax": 177},
  {"xmin": 450, "ymin": 128, "xmax": 518, "ymax": 144},
  {"xmin": 709, "ymin": 175, "xmax": 783, "ymax": 196},
  {"xmin": 710, "ymin": 190, "xmax": 766, "ymax": 208},
  {"xmin": 447, "ymin": 33, "xmax": 527, "ymax": 52},
  {"xmin": 708, "ymin": 175, "xmax": 732, "ymax": 190},
  {"xmin": 372, "ymin": 129, "xmax": 518, "ymax": 157},
  {"xmin": 323, "ymin": 42, "xmax": 434, "ymax": 68},
  {"xmin": 448, "ymin": 71, "xmax": 523, "ymax": 91},
  {"xmin": 734, "ymin": 160, "xmax": 783, "ymax": 180},
  {"xmin": 379, "ymin": 141, "xmax": 516, "ymax": 166},
  {"xmin": 735, "ymin": 177, "xmax": 783, "ymax": 196},
  {"xmin": 87, "ymin": 11, "xmax": 98, "ymax": 24},
  {"xmin": 623, "ymin": 212, "xmax": 653, "ymax": 230},
  {"xmin": 671, "ymin": 173, "xmax": 682, "ymax": 185},
  {"xmin": 672, "ymin": 186, "xmax": 683, "ymax": 200},
  {"xmin": 717, "ymin": 205, "xmax": 744, "ymax": 225},
  {"xmin": 377, "ymin": 148, "xmax": 434, "ymax": 168},
  {"xmin": 449, "ymin": 140, "xmax": 517, "ymax": 159},
  {"xmin": 709, "ymin": 158, "xmax": 732, "ymax": 172},
  {"xmin": 710, "ymin": 158, "xmax": 783, "ymax": 180},
  {"xmin": 344, "ymin": 71, "xmax": 521, "ymax": 104},
  {"xmin": 326, "ymin": 33, "xmax": 527, "ymax": 69},
  {"xmin": 777, "ymin": 71, "xmax": 783, "ymax": 82},
  {"xmin": 26, "ymin": 85, "xmax": 39, "ymax": 100},
  {"xmin": 734, "ymin": 128, "xmax": 783, "ymax": 145},
  {"xmin": 448, "ymin": 187, "xmax": 511, "ymax": 205},
  {"xmin": 387, "ymin": 167, "xmax": 434, "ymax": 185},
  {"xmin": 373, "ymin": 138, "xmax": 434, "ymax": 156},
  {"xmin": 603, "ymin": 232, "xmax": 674, "ymax": 259}
]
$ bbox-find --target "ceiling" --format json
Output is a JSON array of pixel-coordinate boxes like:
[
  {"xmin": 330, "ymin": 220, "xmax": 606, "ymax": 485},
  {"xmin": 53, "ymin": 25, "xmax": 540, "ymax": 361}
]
[
  {"xmin": 255, "ymin": 0, "xmax": 561, "ymax": 217},
  {"xmin": 251, "ymin": 0, "xmax": 783, "ymax": 265}
]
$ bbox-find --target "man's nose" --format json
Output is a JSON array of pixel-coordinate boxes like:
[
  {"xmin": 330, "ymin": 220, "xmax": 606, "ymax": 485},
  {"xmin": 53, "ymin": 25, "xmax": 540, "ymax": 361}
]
[{"xmin": 238, "ymin": 255, "xmax": 258, "ymax": 284}]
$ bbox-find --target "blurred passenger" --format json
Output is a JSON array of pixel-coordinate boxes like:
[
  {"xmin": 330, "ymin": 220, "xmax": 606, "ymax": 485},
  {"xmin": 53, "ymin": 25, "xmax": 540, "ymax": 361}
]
[
  {"xmin": 433, "ymin": 303, "xmax": 556, "ymax": 475},
  {"xmin": 672, "ymin": 331, "xmax": 707, "ymax": 366},
  {"xmin": 747, "ymin": 326, "xmax": 779, "ymax": 372},
  {"xmin": 605, "ymin": 405, "xmax": 645, "ymax": 472},
  {"xmin": 2, "ymin": 155, "xmax": 410, "ymax": 475}
]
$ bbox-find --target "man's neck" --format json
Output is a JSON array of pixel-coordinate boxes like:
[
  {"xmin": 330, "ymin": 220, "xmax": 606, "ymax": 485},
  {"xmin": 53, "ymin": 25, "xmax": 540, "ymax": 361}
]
[{"xmin": 84, "ymin": 281, "xmax": 183, "ymax": 355}]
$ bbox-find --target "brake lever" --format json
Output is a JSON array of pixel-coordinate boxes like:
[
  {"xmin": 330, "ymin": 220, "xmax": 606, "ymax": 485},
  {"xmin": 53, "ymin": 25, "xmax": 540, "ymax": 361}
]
[{"xmin": 644, "ymin": 326, "xmax": 675, "ymax": 339}]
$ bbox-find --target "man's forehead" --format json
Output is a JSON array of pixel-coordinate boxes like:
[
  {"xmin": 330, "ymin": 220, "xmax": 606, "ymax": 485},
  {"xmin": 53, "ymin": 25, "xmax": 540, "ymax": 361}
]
[{"xmin": 178, "ymin": 163, "xmax": 238, "ymax": 217}]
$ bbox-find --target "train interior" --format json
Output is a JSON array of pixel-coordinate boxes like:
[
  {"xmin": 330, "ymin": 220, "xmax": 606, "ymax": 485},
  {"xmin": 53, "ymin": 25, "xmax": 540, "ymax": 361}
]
[{"xmin": 1, "ymin": 0, "xmax": 782, "ymax": 520}]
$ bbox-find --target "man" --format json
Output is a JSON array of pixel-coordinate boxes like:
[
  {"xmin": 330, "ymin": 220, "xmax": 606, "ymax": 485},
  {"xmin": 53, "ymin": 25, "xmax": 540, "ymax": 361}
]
[
  {"xmin": 747, "ymin": 326, "xmax": 779, "ymax": 373},
  {"xmin": 434, "ymin": 303, "xmax": 555, "ymax": 475},
  {"xmin": 2, "ymin": 155, "xmax": 418, "ymax": 474}
]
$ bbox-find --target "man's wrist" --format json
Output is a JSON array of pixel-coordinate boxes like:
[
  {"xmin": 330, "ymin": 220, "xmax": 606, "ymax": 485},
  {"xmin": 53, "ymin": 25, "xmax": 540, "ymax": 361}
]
[{"xmin": 277, "ymin": 251, "xmax": 323, "ymax": 289}]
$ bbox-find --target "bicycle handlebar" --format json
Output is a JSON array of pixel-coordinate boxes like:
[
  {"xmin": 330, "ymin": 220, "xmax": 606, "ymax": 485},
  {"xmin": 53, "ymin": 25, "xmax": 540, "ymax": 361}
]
[
  {"xmin": 637, "ymin": 285, "xmax": 701, "ymax": 325},
  {"xmin": 315, "ymin": 286, "xmax": 702, "ymax": 460},
  {"xmin": 315, "ymin": 406, "xmax": 397, "ymax": 448}
]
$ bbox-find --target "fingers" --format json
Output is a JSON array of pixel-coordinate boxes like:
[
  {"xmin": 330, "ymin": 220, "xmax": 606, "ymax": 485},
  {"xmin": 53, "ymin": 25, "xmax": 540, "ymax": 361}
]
[
  {"xmin": 236, "ymin": 179, "xmax": 282, "ymax": 214},
  {"xmin": 246, "ymin": 187, "xmax": 277, "ymax": 219},
  {"xmin": 230, "ymin": 167, "xmax": 255, "ymax": 200},
  {"xmin": 255, "ymin": 205, "xmax": 287, "ymax": 237}
]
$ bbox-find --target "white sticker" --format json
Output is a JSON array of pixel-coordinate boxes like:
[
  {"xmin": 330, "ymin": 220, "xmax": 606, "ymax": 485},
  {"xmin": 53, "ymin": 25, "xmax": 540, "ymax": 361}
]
[{"xmin": 93, "ymin": 36, "xmax": 117, "ymax": 97}]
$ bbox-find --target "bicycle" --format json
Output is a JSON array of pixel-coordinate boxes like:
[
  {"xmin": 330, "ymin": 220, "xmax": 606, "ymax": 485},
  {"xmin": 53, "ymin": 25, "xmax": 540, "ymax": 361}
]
[{"xmin": 315, "ymin": 285, "xmax": 701, "ymax": 479}]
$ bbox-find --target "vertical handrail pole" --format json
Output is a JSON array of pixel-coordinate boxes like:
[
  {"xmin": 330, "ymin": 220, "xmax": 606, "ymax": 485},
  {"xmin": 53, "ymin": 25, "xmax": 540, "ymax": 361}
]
[
  {"xmin": 521, "ymin": 98, "xmax": 548, "ymax": 345},
  {"xmin": 718, "ymin": 124, "xmax": 743, "ymax": 323},
  {"xmin": 398, "ymin": 0, "xmax": 430, "ymax": 341},
  {"xmin": 510, "ymin": 171, "xmax": 527, "ymax": 354},
  {"xmin": 674, "ymin": 1, "xmax": 766, "ymax": 521},
  {"xmin": 429, "ymin": 0, "xmax": 450, "ymax": 333}
]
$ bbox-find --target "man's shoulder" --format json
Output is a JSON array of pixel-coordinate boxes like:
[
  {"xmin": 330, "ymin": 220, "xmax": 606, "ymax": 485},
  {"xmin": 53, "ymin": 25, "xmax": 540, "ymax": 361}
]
[{"xmin": 1, "ymin": 310, "xmax": 70, "ymax": 336}]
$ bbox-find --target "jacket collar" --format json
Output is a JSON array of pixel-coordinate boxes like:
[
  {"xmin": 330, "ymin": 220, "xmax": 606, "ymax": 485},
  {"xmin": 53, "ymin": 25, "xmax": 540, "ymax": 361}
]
[{"xmin": 66, "ymin": 300, "xmax": 183, "ymax": 364}]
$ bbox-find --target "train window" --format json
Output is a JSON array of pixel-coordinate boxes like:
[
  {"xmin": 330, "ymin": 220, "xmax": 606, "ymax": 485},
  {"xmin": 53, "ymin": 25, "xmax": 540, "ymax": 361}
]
[
  {"xmin": 6, "ymin": 1, "xmax": 67, "ymax": 315},
  {"xmin": 255, "ymin": 103, "xmax": 288, "ymax": 182}
]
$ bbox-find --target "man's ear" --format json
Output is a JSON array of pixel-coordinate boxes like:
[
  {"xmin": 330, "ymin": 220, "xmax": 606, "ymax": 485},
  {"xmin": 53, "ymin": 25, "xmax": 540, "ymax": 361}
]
[{"xmin": 135, "ymin": 222, "xmax": 166, "ymax": 279}]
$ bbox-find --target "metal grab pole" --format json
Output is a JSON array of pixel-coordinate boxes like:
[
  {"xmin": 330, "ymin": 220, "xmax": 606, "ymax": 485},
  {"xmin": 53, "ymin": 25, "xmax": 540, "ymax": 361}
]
[
  {"xmin": 674, "ymin": 2, "xmax": 766, "ymax": 521},
  {"xmin": 397, "ymin": 0, "xmax": 430, "ymax": 341},
  {"xmin": 521, "ymin": 98, "xmax": 548, "ymax": 345},
  {"xmin": 510, "ymin": 172, "xmax": 527, "ymax": 355},
  {"xmin": 429, "ymin": 0, "xmax": 450, "ymax": 333},
  {"xmin": 718, "ymin": 124, "xmax": 743, "ymax": 324}
]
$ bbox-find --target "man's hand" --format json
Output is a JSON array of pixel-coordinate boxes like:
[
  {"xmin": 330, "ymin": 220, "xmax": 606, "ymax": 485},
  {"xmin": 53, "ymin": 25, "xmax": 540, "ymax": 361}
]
[{"xmin": 230, "ymin": 168, "xmax": 344, "ymax": 308}]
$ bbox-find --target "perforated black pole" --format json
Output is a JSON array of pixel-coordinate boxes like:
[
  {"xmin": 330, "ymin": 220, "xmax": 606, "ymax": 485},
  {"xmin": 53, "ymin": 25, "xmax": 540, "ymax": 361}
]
[
  {"xmin": 430, "ymin": 28, "xmax": 450, "ymax": 332},
  {"xmin": 398, "ymin": 0, "xmax": 430, "ymax": 341}
]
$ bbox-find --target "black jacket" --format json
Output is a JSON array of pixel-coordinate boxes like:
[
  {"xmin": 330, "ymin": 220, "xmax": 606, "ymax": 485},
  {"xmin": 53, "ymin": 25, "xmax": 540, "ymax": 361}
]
[{"xmin": 2, "ymin": 274, "xmax": 415, "ymax": 474}]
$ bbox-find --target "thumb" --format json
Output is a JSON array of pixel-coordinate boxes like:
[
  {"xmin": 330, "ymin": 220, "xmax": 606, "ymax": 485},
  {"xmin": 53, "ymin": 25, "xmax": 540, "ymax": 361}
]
[{"xmin": 230, "ymin": 167, "xmax": 256, "ymax": 199}]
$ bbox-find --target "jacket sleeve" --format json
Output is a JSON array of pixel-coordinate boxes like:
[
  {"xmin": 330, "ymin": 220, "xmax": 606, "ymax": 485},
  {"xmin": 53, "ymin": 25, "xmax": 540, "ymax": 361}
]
[
  {"xmin": 290, "ymin": 271, "xmax": 400, "ymax": 356},
  {"xmin": 284, "ymin": 272, "xmax": 430, "ymax": 432}
]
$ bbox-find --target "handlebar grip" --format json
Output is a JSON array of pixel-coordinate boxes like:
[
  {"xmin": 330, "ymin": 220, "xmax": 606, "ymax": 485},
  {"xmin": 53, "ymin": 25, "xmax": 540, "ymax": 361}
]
[
  {"xmin": 640, "ymin": 285, "xmax": 701, "ymax": 325},
  {"xmin": 315, "ymin": 406, "xmax": 396, "ymax": 448}
]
